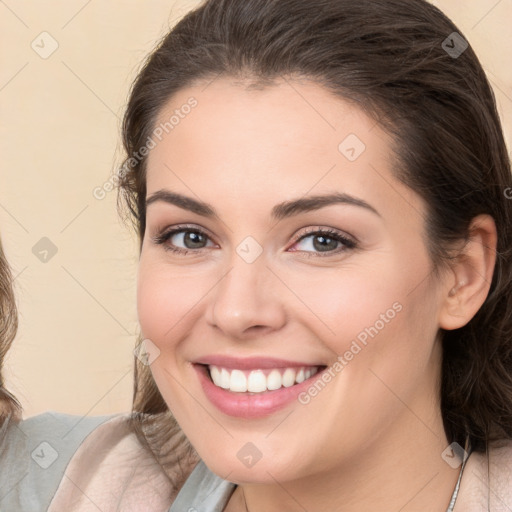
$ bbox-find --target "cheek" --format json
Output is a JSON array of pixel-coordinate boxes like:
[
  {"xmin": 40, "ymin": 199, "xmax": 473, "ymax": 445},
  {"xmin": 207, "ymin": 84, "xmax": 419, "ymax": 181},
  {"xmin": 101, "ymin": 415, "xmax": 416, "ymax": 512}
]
[
  {"xmin": 282, "ymin": 261, "xmax": 405, "ymax": 354},
  {"xmin": 137, "ymin": 266, "xmax": 170, "ymax": 343},
  {"xmin": 288, "ymin": 278, "xmax": 441, "ymax": 469},
  {"xmin": 136, "ymin": 258, "xmax": 203, "ymax": 347},
  {"xmin": 292, "ymin": 251, "xmax": 439, "ymax": 379},
  {"xmin": 136, "ymin": 258, "xmax": 203, "ymax": 411}
]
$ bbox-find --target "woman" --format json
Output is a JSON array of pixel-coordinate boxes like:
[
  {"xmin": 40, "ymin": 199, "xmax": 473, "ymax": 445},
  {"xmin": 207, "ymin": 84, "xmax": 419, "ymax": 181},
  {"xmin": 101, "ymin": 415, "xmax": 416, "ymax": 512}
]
[
  {"xmin": 0, "ymin": 239, "xmax": 132, "ymax": 511},
  {"xmin": 119, "ymin": 0, "xmax": 512, "ymax": 509},
  {"xmin": 0, "ymin": 238, "xmax": 21, "ymax": 421},
  {"xmin": 2, "ymin": 0, "xmax": 512, "ymax": 510}
]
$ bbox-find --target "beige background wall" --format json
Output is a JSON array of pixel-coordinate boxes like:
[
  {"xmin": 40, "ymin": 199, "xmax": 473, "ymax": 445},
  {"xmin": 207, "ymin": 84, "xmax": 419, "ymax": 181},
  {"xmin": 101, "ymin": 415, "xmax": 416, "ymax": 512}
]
[{"xmin": 1, "ymin": 0, "xmax": 511, "ymax": 419}]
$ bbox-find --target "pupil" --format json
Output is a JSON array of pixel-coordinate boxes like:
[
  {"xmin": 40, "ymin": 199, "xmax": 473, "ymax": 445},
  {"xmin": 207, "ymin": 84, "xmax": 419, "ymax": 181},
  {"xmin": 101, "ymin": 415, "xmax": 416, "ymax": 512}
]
[
  {"xmin": 313, "ymin": 235, "xmax": 337, "ymax": 252},
  {"xmin": 185, "ymin": 231, "xmax": 205, "ymax": 248}
]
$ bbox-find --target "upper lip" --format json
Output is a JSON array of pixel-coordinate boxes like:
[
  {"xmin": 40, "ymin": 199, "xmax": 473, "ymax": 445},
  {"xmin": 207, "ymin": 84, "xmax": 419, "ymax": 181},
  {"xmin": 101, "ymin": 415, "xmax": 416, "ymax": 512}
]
[{"xmin": 193, "ymin": 355, "xmax": 326, "ymax": 370}]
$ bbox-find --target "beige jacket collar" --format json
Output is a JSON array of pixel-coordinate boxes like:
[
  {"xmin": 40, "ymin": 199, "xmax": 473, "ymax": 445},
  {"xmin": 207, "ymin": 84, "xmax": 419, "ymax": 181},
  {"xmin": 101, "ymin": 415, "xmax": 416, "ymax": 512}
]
[{"xmin": 454, "ymin": 439, "xmax": 512, "ymax": 511}]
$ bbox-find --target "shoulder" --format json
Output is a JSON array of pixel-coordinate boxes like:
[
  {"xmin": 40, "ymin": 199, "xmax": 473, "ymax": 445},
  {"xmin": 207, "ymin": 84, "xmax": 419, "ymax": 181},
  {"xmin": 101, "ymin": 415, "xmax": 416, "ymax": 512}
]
[
  {"xmin": 454, "ymin": 438, "xmax": 512, "ymax": 511},
  {"xmin": 48, "ymin": 413, "xmax": 199, "ymax": 511},
  {"xmin": 488, "ymin": 438, "xmax": 512, "ymax": 489},
  {"xmin": 1, "ymin": 411, "xmax": 226, "ymax": 511},
  {"xmin": 0, "ymin": 411, "xmax": 115, "ymax": 512}
]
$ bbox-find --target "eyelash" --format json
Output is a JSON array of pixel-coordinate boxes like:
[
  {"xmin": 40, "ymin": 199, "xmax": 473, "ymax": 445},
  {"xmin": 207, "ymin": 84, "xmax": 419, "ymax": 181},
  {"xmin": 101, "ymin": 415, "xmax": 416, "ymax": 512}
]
[{"xmin": 152, "ymin": 225, "xmax": 357, "ymax": 258}]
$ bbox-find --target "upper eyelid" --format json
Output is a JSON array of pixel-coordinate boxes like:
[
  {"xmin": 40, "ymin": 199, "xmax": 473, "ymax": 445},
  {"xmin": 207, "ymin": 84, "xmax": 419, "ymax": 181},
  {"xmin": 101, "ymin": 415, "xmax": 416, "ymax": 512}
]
[{"xmin": 156, "ymin": 224, "xmax": 216, "ymax": 240}]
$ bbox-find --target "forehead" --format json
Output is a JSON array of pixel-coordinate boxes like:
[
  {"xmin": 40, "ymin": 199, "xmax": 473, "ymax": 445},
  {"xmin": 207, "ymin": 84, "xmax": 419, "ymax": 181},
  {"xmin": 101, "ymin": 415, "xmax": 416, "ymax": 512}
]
[
  {"xmin": 149, "ymin": 77, "xmax": 380, "ymax": 167},
  {"xmin": 145, "ymin": 77, "xmax": 422, "ymax": 223}
]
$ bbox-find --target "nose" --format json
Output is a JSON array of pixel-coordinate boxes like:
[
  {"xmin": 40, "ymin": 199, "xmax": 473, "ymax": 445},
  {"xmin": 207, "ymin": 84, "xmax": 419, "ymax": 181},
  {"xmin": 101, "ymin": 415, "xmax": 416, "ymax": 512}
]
[{"xmin": 206, "ymin": 253, "xmax": 287, "ymax": 339}]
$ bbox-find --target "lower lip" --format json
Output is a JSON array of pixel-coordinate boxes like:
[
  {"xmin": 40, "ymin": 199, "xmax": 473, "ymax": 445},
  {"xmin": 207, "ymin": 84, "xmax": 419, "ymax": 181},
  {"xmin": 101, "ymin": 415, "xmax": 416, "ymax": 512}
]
[{"xmin": 194, "ymin": 364, "xmax": 325, "ymax": 419}]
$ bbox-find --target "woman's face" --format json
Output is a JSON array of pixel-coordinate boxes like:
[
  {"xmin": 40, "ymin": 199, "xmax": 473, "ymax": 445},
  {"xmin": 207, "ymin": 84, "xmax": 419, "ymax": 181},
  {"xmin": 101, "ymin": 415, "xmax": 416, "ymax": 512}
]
[{"xmin": 137, "ymin": 78, "xmax": 449, "ymax": 483}]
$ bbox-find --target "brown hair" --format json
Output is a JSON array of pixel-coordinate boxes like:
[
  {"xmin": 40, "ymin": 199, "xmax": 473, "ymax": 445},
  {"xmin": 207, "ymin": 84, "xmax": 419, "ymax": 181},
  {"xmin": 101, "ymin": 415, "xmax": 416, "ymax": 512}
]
[
  {"xmin": 118, "ymin": 0, "xmax": 512, "ymax": 478},
  {"xmin": 0, "ymin": 238, "xmax": 21, "ymax": 422}
]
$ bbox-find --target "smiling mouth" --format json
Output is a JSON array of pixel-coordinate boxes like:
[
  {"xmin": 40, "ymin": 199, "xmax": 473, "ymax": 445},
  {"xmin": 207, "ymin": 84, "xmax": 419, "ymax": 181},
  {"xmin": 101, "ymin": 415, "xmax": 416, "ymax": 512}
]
[{"xmin": 202, "ymin": 364, "xmax": 326, "ymax": 394}]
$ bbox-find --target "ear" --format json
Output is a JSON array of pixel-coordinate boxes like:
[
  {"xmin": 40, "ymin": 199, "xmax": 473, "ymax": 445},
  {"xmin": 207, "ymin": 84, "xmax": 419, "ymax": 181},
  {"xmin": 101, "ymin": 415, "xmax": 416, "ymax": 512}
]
[{"xmin": 438, "ymin": 214, "xmax": 497, "ymax": 331}]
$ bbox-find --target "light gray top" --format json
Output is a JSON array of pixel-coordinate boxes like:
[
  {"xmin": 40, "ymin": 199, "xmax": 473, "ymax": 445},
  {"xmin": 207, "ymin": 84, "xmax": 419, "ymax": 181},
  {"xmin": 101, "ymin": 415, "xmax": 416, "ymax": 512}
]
[
  {"xmin": 168, "ymin": 461, "xmax": 235, "ymax": 512},
  {"xmin": 0, "ymin": 411, "xmax": 113, "ymax": 511},
  {"xmin": 0, "ymin": 412, "xmax": 236, "ymax": 511}
]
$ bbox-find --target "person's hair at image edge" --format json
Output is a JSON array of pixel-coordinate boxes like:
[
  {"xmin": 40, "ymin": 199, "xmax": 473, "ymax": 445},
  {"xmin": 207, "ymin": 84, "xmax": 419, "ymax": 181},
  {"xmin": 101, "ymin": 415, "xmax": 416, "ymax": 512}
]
[
  {"xmin": 0, "ymin": 238, "xmax": 21, "ymax": 422},
  {"xmin": 117, "ymin": 0, "xmax": 512, "ymax": 484}
]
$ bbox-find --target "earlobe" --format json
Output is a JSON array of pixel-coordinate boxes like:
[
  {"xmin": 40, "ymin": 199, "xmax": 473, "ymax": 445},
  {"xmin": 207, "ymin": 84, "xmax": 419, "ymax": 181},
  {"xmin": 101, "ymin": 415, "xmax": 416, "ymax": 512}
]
[{"xmin": 439, "ymin": 214, "xmax": 497, "ymax": 331}]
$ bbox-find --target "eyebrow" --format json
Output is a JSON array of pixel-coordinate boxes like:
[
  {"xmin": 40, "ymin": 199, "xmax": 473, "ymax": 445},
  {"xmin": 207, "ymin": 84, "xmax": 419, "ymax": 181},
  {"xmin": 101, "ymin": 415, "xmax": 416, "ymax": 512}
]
[{"xmin": 145, "ymin": 190, "xmax": 381, "ymax": 220}]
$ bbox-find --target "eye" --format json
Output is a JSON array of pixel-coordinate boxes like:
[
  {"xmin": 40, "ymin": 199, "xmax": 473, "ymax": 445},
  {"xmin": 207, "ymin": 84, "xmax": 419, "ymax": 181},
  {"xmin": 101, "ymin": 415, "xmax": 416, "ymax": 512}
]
[
  {"xmin": 152, "ymin": 225, "xmax": 357, "ymax": 257},
  {"xmin": 288, "ymin": 228, "xmax": 357, "ymax": 257},
  {"xmin": 152, "ymin": 225, "xmax": 216, "ymax": 255}
]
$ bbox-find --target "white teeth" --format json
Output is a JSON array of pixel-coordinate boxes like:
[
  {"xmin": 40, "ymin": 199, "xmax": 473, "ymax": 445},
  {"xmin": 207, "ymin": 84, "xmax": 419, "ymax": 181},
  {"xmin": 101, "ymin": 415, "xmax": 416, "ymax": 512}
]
[
  {"xmin": 266, "ymin": 369, "xmax": 282, "ymax": 391},
  {"xmin": 220, "ymin": 368, "xmax": 230, "ymax": 389},
  {"xmin": 210, "ymin": 365, "xmax": 221, "ymax": 384},
  {"xmin": 247, "ymin": 370, "xmax": 267, "ymax": 392},
  {"xmin": 230, "ymin": 369, "xmax": 247, "ymax": 392},
  {"xmin": 282, "ymin": 368, "xmax": 296, "ymax": 387},
  {"xmin": 208, "ymin": 365, "xmax": 321, "ymax": 393}
]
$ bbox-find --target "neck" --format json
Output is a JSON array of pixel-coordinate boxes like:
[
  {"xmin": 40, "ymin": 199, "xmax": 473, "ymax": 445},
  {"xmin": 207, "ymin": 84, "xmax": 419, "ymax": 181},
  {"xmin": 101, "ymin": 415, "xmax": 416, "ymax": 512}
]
[{"xmin": 229, "ymin": 411, "xmax": 461, "ymax": 512}]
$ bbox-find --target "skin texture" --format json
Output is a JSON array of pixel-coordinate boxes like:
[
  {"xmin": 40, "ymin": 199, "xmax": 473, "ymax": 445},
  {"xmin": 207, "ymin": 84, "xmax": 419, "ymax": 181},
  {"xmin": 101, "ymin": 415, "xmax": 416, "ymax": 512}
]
[{"xmin": 137, "ymin": 78, "xmax": 497, "ymax": 511}]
